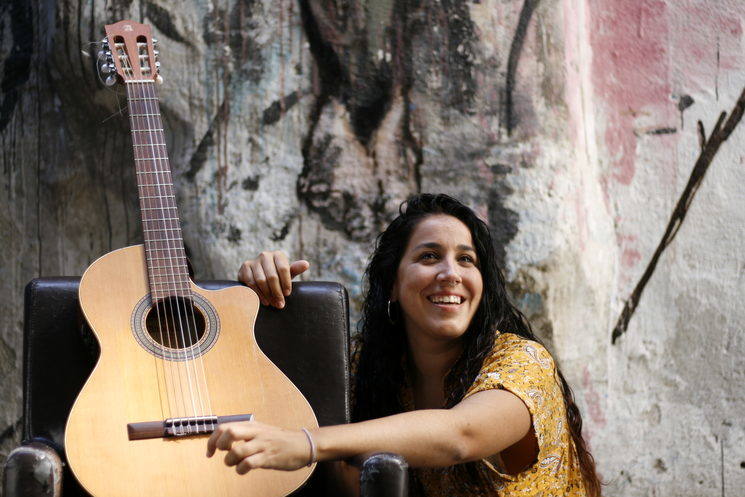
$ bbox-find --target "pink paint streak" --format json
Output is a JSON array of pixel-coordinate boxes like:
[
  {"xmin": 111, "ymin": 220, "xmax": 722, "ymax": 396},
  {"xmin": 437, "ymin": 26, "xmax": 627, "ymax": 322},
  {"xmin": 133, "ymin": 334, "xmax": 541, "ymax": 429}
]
[
  {"xmin": 589, "ymin": 0, "xmax": 675, "ymax": 186},
  {"xmin": 582, "ymin": 366, "xmax": 607, "ymax": 429}
]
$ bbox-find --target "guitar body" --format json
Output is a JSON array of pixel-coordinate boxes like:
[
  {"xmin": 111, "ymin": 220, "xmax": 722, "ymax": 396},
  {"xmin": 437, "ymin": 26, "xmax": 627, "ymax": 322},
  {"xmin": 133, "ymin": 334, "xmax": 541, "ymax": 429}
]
[{"xmin": 65, "ymin": 245, "xmax": 317, "ymax": 497}]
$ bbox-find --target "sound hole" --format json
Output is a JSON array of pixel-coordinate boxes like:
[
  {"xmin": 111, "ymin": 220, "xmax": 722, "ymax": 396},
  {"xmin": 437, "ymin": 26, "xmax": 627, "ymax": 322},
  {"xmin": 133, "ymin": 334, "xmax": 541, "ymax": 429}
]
[{"xmin": 145, "ymin": 297, "xmax": 206, "ymax": 349}]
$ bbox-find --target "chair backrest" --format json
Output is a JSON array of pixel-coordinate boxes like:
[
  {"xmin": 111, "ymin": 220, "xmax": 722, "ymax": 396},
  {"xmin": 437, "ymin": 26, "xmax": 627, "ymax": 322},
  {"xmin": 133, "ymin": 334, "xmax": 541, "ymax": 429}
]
[{"xmin": 23, "ymin": 277, "xmax": 351, "ymax": 496}]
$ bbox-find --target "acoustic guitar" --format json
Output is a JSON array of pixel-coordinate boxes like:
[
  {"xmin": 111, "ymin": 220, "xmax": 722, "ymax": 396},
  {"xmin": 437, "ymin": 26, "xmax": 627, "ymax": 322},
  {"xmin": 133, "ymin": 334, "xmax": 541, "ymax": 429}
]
[{"xmin": 65, "ymin": 20, "xmax": 317, "ymax": 497}]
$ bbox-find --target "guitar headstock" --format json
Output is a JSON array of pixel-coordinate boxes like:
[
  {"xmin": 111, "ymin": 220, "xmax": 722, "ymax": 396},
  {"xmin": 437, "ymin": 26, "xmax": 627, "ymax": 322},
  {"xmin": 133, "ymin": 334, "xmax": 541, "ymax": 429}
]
[{"xmin": 99, "ymin": 20, "xmax": 161, "ymax": 86}]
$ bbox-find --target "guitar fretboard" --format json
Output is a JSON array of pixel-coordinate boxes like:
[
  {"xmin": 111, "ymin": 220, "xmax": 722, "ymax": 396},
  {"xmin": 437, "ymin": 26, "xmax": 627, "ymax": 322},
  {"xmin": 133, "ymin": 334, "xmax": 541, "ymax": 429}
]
[{"xmin": 126, "ymin": 82, "xmax": 190, "ymax": 300}]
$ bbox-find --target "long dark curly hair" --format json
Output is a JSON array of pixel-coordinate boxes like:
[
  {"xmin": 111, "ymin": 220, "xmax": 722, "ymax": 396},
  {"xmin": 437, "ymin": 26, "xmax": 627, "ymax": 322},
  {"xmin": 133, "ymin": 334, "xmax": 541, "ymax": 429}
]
[{"xmin": 351, "ymin": 193, "xmax": 601, "ymax": 496}]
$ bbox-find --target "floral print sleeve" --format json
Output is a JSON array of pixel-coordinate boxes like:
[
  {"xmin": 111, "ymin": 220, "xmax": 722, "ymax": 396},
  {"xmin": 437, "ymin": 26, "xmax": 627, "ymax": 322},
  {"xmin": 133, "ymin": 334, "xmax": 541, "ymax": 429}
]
[{"xmin": 461, "ymin": 333, "xmax": 587, "ymax": 496}]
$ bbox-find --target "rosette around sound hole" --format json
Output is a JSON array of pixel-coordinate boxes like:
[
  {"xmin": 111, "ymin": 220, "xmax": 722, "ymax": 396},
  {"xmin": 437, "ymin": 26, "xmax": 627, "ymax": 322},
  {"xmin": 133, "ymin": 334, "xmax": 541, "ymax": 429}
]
[{"xmin": 132, "ymin": 292, "xmax": 219, "ymax": 361}]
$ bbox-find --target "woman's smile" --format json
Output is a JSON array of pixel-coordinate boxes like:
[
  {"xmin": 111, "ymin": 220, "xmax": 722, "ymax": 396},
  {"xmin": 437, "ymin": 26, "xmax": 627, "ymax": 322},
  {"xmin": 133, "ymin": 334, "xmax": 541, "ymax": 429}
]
[{"xmin": 392, "ymin": 214, "xmax": 484, "ymax": 343}]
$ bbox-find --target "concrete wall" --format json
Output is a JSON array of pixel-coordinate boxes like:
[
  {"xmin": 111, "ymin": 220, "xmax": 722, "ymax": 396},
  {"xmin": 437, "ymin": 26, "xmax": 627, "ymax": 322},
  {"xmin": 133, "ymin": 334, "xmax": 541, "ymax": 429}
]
[{"xmin": 1, "ymin": 0, "xmax": 743, "ymax": 495}]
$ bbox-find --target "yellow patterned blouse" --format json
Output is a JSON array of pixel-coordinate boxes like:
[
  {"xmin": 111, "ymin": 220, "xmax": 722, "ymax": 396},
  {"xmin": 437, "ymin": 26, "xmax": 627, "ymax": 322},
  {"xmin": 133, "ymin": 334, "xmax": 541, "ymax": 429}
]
[{"xmin": 352, "ymin": 332, "xmax": 587, "ymax": 496}]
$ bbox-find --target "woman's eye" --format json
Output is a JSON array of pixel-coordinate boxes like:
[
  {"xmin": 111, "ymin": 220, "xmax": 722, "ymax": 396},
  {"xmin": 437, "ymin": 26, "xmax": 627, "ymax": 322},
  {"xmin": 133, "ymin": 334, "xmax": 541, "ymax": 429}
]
[
  {"xmin": 459, "ymin": 254, "xmax": 476, "ymax": 264},
  {"xmin": 419, "ymin": 252, "xmax": 438, "ymax": 261}
]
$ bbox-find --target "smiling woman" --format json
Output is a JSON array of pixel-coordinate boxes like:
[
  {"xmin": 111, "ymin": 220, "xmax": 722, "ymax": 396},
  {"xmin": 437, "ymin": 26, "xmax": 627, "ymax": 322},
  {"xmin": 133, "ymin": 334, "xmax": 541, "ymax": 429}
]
[{"xmin": 209, "ymin": 194, "xmax": 601, "ymax": 497}]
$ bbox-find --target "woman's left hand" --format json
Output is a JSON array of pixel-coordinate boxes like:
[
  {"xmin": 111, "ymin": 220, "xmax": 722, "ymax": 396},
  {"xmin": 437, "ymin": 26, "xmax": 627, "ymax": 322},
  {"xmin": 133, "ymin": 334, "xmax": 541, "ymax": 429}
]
[{"xmin": 206, "ymin": 421, "xmax": 312, "ymax": 474}]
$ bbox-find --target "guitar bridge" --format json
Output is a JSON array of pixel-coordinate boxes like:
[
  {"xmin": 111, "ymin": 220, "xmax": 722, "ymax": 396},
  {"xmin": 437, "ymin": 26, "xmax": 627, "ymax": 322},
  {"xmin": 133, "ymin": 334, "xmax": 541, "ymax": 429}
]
[{"xmin": 127, "ymin": 413, "xmax": 254, "ymax": 440}]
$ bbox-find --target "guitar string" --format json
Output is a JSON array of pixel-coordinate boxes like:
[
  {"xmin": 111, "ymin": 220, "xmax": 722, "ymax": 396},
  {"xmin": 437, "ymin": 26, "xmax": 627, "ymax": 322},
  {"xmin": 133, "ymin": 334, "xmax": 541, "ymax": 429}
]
[
  {"xmin": 134, "ymin": 44, "xmax": 213, "ymax": 433},
  {"xmin": 140, "ymin": 78, "xmax": 210, "ymax": 433},
  {"xmin": 120, "ymin": 49, "xmax": 181, "ymax": 426},
  {"xmin": 121, "ymin": 44, "xmax": 188, "ymax": 430},
  {"xmin": 130, "ymin": 68, "xmax": 200, "ymax": 433},
  {"xmin": 144, "ymin": 76, "xmax": 218, "ymax": 432}
]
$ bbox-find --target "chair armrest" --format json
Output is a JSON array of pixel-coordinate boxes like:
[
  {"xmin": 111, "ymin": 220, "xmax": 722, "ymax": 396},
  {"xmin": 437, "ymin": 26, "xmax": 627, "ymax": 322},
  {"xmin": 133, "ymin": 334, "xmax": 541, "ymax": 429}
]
[
  {"xmin": 2, "ymin": 440, "xmax": 63, "ymax": 497},
  {"xmin": 355, "ymin": 453, "xmax": 409, "ymax": 497}
]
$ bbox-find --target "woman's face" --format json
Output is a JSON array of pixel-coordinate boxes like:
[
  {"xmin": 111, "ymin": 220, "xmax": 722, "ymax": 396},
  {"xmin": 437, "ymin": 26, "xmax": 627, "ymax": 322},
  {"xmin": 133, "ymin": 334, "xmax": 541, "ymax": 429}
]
[{"xmin": 391, "ymin": 214, "xmax": 484, "ymax": 344}]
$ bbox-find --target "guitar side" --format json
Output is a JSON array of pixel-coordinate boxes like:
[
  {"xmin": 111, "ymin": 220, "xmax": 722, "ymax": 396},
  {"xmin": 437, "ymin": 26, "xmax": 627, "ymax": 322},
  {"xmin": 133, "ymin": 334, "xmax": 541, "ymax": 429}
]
[{"xmin": 65, "ymin": 245, "xmax": 318, "ymax": 497}]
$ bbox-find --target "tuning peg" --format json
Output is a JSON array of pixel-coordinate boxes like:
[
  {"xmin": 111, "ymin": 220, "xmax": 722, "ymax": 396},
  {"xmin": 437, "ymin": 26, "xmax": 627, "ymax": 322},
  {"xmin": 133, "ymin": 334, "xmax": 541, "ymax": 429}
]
[
  {"xmin": 104, "ymin": 74, "xmax": 118, "ymax": 86},
  {"xmin": 152, "ymin": 38, "xmax": 158, "ymax": 44},
  {"xmin": 156, "ymin": 75, "xmax": 164, "ymax": 85},
  {"xmin": 155, "ymin": 61, "xmax": 161, "ymax": 68},
  {"xmin": 100, "ymin": 62, "xmax": 114, "ymax": 75}
]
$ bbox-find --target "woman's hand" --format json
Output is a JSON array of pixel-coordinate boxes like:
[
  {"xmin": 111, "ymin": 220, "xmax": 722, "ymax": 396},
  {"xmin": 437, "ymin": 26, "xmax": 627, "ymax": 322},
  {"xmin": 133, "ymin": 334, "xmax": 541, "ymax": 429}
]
[
  {"xmin": 206, "ymin": 421, "xmax": 313, "ymax": 474},
  {"xmin": 237, "ymin": 251, "xmax": 310, "ymax": 308}
]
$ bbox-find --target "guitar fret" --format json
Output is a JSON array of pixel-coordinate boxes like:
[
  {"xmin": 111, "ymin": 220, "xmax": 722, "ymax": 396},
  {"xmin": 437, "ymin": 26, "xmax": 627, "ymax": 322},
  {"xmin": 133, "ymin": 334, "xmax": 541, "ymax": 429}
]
[
  {"xmin": 142, "ymin": 206, "xmax": 177, "ymax": 211},
  {"xmin": 129, "ymin": 97, "xmax": 159, "ymax": 101},
  {"xmin": 145, "ymin": 245, "xmax": 184, "ymax": 250},
  {"xmin": 150, "ymin": 280, "xmax": 191, "ymax": 287},
  {"xmin": 143, "ymin": 217, "xmax": 180, "ymax": 221},
  {"xmin": 149, "ymin": 269, "xmax": 190, "ymax": 276},
  {"xmin": 147, "ymin": 256, "xmax": 185, "ymax": 260},
  {"xmin": 133, "ymin": 143, "xmax": 167, "ymax": 147},
  {"xmin": 138, "ymin": 183, "xmax": 174, "ymax": 188},
  {"xmin": 147, "ymin": 237, "xmax": 183, "ymax": 242},
  {"xmin": 144, "ymin": 227, "xmax": 181, "ymax": 232},
  {"xmin": 141, "ymin": 194, "xmax": 174, "ymax": 199},
  {"xmin": 130, "ymin": 113, "xmax": 160, "ymax": 117},
  {"xmin": 135, "ymin": 157, "xmax": 170, "ymax": 161}
]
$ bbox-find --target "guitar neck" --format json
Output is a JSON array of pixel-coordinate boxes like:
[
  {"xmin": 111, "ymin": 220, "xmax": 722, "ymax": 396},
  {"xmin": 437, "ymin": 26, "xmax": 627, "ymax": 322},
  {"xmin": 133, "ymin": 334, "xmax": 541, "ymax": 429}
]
[{"xmin": 126, "ymin": 82, "xmax": 190, "ymax": 299}]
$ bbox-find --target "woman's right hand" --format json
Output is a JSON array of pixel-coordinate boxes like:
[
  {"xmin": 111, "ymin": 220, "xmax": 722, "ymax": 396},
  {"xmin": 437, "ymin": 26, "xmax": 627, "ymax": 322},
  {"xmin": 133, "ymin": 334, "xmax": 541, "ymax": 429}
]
[{"xmin": 237, "ymin": 251, "xmax": 310, "ymax": 308}]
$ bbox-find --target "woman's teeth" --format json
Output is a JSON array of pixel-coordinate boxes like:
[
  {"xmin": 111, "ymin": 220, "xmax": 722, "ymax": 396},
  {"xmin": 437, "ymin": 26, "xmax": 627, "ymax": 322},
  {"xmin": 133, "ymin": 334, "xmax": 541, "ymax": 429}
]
[{"xmin": 428, "ymin": 295, "xmax": 463, "ymax": 304}]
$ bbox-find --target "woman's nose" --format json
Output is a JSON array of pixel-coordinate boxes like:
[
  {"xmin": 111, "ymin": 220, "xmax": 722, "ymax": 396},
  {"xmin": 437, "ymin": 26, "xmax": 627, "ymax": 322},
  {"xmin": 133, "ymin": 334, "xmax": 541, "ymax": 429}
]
[{"xmin": 436, "ymin": 259, "xmax": 462, "ymax": 285}]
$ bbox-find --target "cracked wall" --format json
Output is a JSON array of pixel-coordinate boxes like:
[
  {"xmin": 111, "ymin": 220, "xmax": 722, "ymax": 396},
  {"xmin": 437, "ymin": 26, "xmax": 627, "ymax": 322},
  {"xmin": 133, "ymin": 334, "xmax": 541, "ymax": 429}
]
[{"xmin": 1, "ymin": 1, "xmax": 744, "ymax": 495}]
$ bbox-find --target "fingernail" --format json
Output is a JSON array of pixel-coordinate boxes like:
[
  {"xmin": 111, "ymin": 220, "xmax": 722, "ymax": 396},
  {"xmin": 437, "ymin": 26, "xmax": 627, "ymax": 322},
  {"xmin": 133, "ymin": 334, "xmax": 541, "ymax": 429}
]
[
  {"xmin": 284, "ymin": 288, "xmax": 290, "ymax": 296},
  {"xmin": 277, "ymin": 300, "xmax": 285, "ymax": 309}
]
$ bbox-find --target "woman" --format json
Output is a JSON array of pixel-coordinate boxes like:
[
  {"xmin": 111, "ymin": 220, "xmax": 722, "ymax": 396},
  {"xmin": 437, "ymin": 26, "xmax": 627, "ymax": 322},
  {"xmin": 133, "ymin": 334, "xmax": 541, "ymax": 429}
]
[{"xmin": 207, "ymin": 194, "xmax": 601, "ymax": 496}]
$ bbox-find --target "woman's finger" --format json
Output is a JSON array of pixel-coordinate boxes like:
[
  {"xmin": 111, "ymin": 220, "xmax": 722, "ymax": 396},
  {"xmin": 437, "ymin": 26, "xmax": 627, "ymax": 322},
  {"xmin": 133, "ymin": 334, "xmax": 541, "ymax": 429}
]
[
  {"xmin": 206, "ymin": 422, "xmax": 254, "ymax": 457},
  {"xmin": 289, "ymin": 260, "xmax": 310, "ymax": 278},
  {"xmin": 274, "ymin": 253, "xmax": 293, "ymax": 298},
  {"xmin": 225, "ymin": 440, "xmax": 263, "ymax": 467},
  {"xmin": 260, "ymin": 252, "xmax": 284, "ymax": 307},
  {"xmin": 251, "ymin": 261, "xmax": 272, "ymax": 306},
  {"xmin": 243, "ymin": 265, "xmax": 270, "ymax": 306},
  {"xmin": 236, "ymin": 453, "xmax": 267, "ymax": 475}
]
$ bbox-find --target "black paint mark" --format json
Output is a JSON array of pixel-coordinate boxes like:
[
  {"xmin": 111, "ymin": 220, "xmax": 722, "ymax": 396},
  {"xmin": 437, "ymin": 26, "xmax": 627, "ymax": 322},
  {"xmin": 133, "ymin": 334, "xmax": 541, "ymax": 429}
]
[
  {"xmin": 227, "ymin": 225, "xmax": 242, "ymax": 243},
  {"xmin": 504, "ymin": 0, "xmax": 541, "ymax": 135},
  {"xmin": 612, "ymin": 86, "xmax": 745, "ymax": 344},
  {"xmin": 202, "ymin": 0, "xmax": 265, "ymax": 84},
  {"xmin": 144, "ymin": 1, "xmax": 191, "ymax": 46},
  {"xmin": 487, "ymin": 178, "xmax": 519, "ymax": 270},
  {"xmin": 646, "ymin": 127, "xmax": 677, "ymax": 135},
  {"xmin": 241, "ymin": 175, "xmax": 260, "ymax": 191},
  {"xmin": 678, "ymin": 94, "xmax": 695, "ymax": 129},
  {"xmin": 185, "ymin": 124, "xmax": 215, "ymax": 181},
  {"xmin": 437, "ymin": 0, "xmax": 478, "ymax": 114},
  {"xmin": 678, "ymin": 95, "xmax": 695, "ymax": 112},
  {"xmin": 0, "ymin": 0, "xmax": 34, "ymax": 133},
  {"xmin": 270, "ymin": 219, "xmax": 292, "ymax": 242},
  {"xmin": 262, "ymin": 90, "xmax": 300, "ymax": 125},
  {"xmin": 185, "ymin": 99, "xmax": 232, "ymax": 181}
]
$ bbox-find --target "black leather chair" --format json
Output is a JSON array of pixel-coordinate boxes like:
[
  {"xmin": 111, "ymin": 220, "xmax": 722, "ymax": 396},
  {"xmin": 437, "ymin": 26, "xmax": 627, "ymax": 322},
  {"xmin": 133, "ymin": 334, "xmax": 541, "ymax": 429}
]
[{"xmin": 2, "ymin": 278, "xmax": 408, "ymax": 497}]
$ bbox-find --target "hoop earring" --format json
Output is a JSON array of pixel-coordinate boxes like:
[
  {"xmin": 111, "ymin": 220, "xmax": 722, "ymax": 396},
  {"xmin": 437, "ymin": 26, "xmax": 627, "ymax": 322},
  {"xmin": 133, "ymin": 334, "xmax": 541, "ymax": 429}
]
[{"xmin": 387, "ymin": 300, "xmax": 397, "ymax": 324}]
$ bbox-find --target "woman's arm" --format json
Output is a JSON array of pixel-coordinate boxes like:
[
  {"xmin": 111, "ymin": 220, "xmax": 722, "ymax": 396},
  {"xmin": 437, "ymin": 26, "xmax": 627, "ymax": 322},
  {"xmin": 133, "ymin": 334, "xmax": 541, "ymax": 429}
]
[{"xmin": 206, "ymin": 388, "xmax": 531, "ymax": 473}]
